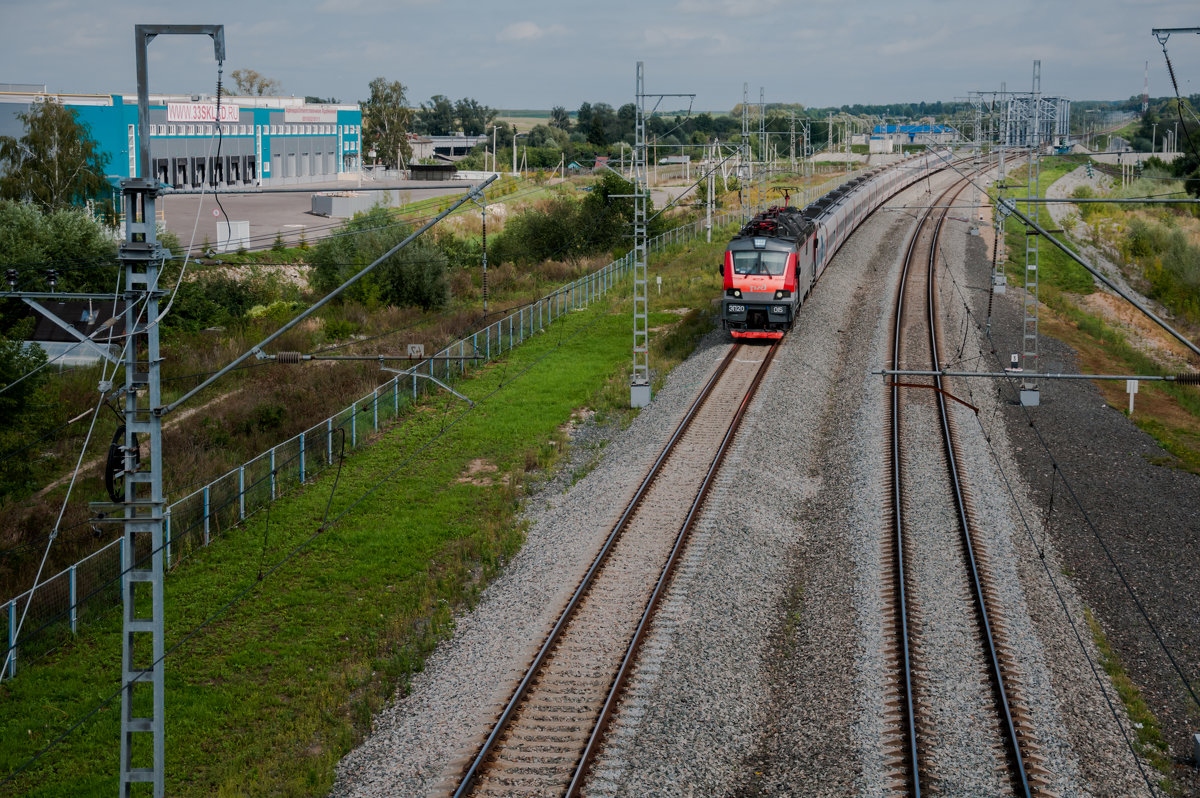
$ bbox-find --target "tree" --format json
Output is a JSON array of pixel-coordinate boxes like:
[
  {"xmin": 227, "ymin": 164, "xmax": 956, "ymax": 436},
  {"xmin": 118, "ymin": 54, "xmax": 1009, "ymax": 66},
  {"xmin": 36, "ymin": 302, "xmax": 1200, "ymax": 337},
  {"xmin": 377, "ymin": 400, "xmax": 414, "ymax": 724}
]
[
  {"xmin": 0, "ymin": 200, "xmax": 119, "ymax": 334},
  {"xmin": 549, "ymin": 106, "xmax": 571, "ymax": 131},
  {"xmin": 416, "ymin": 95, "xmax": 456, "ymax": 135},
  {"xmin": 231, "ymin": 69, "xmax": 280, "ymax": 96},
  {"xmin": 308, "ymin": 206, "xmax": 446, "ymax": 309},
  {"xmin": 588, "ymin": 117, "xmax": 608, "ymax": 147},
  {"xmin": 0, "ymin": 100, "xmax": 111, "ymax": 212},
  {"xmin": 617, "ymin": 103, "xmax": 637, "ymax": 138},
  {"xmin": 577, "ymin": 102, "xmax": 594, "ymax": 133},
  {"xmin": 0, "ymin": 318, "xmax": 52, "ymax": 499},
  {"xmin": 361, "ymin": 77, "xmax": 413, "ymax": 169},
  {"xmin": 527, "ymin": 124, "xmax": 566, "ymax": 149},
  {"xmin": 455, "ymin": 98, "xmax": 496, "ymax": 136},
  {"xmin": 304, "ymin": 95, "xmax": 340, "ymax": 105}
]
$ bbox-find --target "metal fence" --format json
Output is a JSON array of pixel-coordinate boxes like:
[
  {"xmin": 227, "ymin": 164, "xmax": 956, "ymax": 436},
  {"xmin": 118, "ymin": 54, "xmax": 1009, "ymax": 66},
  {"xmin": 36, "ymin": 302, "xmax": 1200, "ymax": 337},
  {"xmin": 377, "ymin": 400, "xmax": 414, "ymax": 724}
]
[{"xmin": 2, "ymin": 168, "xmax": 862, "ymax": 680}]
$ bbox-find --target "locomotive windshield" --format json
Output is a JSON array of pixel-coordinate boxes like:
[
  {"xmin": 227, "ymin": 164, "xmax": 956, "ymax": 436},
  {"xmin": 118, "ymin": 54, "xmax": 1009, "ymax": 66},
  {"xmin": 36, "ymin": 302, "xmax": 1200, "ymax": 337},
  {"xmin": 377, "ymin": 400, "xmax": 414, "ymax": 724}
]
[{"xmin": 732, "ymin": 251, "xmax": 789, "ymax": 276}]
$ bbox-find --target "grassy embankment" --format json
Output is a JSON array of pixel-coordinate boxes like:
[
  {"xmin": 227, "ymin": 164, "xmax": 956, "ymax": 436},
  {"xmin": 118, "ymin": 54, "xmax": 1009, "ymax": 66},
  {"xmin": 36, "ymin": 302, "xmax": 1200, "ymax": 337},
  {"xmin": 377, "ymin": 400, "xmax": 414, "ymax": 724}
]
[
  {"xmin": 996, "ymin": 158, "xmax": 1196, "ymax": 790},
  {"xmin": 0, "ymin": 234, "xmax": 728, "ymax": 797},
  {"xmin": 995, "ymin": 159, "xmax": 1200, "ymax": 474},
  {"xmin": 0, "ymin": 174, "xmax": 604, "ymax": 598},
  {"xmin": 1084, "ymin": 609, "xmax": 1177, "ymax": 793},
  {"xmin": 1091, "ymin": 120, "xmax": 1140, "ymax": 154}
]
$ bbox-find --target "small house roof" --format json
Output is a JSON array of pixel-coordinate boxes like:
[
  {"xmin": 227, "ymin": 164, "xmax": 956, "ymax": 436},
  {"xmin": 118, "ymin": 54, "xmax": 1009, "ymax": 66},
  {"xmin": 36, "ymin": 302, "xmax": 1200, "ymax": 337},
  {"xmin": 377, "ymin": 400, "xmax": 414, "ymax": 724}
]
[{"xmin": 27, "ymin": 299, "xmax": 127, "ymax": 343}]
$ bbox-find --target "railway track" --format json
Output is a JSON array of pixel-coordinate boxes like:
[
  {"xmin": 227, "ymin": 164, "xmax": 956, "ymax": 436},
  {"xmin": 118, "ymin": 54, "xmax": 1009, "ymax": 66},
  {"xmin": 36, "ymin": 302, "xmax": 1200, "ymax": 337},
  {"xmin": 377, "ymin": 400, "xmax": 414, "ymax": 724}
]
[
  {"xmin": 883, "ymin": 168, "xmax": 1052, "ymax": 796},
  {"xmin": 444, "ymin": 341, "xmax": 777, "ymax": 797}
]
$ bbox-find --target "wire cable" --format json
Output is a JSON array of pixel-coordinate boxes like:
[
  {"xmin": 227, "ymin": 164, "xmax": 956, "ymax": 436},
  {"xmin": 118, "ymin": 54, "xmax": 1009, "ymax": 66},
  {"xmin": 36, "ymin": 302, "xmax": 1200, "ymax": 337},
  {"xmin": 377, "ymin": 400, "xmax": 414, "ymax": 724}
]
[
  {"xmin": 1, "ymin": 292, "xmax": 603, "ymax": 787},
  {"xmin": 933, "ymin": 181, "xmax": 1200, "ymax": 714},
  {"xmin": 1159, "ymin": 40, "xmax": 1200, "ymax": 167},
  {"xmin": 1, "ymin": 267, "xmax": 129, "ymax": 678}
]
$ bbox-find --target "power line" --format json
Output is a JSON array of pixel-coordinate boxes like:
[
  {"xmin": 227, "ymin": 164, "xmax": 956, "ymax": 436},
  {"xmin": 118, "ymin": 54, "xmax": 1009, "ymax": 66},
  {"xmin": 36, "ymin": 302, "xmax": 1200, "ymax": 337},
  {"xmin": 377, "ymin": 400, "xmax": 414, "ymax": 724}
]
[
  {"xmin": 1, "ymin": 274, "xmax": 609, "ymax": 787},
  {"xmin": 931, "ymin": 204, "xmax": 1200, "ymax": 715},
  {"xmin": 2, "ymin": 268, "xmax": 129, "ymax": 680}
]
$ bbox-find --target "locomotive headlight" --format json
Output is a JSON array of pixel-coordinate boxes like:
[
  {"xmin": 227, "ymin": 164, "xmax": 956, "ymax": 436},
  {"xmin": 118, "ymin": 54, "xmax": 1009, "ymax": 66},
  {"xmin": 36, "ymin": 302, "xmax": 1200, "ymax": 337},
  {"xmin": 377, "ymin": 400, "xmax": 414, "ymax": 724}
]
[
  {"xmin": 726, "ymin": 288, "xmax": 742, "ymax": 298},
  {"xmin": 774, "ymin": 290, "xmax": 791, "ymax": 300}
]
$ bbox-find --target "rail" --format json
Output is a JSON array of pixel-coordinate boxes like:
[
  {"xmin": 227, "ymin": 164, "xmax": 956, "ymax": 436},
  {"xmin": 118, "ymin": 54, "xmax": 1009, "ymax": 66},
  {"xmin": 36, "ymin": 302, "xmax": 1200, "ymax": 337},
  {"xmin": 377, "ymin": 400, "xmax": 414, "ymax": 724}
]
[
  {"xmin": 887, "ymin": 166, "xmax": 1039, "ymax": 795},
  {"xmin": 452, "ymin": 342, "xmax": 778, "ymax": 796},
  {"xmin": 2, "ymin": 167, "xmax": 865, "ymax": 681}
]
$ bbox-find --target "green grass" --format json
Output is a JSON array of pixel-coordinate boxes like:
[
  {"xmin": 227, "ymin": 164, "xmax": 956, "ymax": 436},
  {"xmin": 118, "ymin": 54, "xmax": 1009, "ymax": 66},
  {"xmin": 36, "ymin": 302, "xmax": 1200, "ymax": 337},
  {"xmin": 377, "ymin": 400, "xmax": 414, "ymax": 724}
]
[
  {"xmin": 1085, "ymin": 608, "xmax": 1178, "ymax": 793},
  {"xmin": 994, "ymin": 157, "xmax": 1200, "ymax": 471},
  {"xmin": 1045, "ymin": 294, "xmax": 1200, "ymax": 474},
  {"xmin": 1, "ymin": 235, "xmax": 729, "ymax": 797},
  {"xmin": 995, "ymin": 159, "xmax": 1095, "ymax": 295}
]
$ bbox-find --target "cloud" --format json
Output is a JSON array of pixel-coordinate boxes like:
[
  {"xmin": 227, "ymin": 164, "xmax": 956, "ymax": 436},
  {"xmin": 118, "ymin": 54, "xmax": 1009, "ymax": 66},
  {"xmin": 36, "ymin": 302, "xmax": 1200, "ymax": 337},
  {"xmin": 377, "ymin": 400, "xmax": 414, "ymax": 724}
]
[
  {"xmin": 673, "ymin": 0, "xmax": 782, "ymax": 16},
  {"xmin": 317, "ymin": 0, "xmax": 440, "ymax": 12},
  {"xmin": 497, "ymin": 22, "xmax": 567, "ymax": 42},
  {"xmin": 643, "ymin": 26, "xmax": 731, "ymax": 50}
]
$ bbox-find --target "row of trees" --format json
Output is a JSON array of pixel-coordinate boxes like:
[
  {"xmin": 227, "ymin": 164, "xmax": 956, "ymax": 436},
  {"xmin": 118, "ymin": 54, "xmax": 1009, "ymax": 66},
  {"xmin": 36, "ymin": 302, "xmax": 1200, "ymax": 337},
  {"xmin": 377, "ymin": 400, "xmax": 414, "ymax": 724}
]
[{"xmin": 412, "ymin": 95, "xmax": 497, "ymax": 136}]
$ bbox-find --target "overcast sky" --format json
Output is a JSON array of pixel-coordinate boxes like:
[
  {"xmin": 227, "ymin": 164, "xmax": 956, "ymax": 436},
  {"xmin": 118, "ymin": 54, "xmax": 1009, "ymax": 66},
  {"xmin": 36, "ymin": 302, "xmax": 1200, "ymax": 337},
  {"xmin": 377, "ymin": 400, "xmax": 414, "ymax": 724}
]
[{"xmin": 2, "ymin": 0, "xmax": 1199, "ymax": 112}]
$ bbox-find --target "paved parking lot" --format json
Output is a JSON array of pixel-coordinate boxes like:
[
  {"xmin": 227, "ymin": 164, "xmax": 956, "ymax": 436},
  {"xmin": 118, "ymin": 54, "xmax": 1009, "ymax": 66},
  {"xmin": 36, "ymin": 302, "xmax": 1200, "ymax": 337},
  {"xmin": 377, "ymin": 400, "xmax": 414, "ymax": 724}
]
[{"xmin": 160, "ymin": 179, "xmax": 476, "ymax": 253}]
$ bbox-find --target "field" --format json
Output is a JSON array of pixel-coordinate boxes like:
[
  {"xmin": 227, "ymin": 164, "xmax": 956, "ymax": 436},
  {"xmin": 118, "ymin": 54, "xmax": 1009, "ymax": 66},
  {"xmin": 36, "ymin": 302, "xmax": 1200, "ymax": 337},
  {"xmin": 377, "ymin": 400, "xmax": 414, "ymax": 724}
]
[{"xmin": 0, "ymin": 233, "xmax": 730, "ymax": 797}]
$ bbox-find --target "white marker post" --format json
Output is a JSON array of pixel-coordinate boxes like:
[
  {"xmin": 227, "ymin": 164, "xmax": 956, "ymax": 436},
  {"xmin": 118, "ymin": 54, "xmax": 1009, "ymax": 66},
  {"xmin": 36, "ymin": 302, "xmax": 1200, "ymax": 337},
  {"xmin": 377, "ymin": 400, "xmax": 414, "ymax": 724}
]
[{"xmin": 1126, "ymin": 378, "xmax": 1138, "ymax": 416}]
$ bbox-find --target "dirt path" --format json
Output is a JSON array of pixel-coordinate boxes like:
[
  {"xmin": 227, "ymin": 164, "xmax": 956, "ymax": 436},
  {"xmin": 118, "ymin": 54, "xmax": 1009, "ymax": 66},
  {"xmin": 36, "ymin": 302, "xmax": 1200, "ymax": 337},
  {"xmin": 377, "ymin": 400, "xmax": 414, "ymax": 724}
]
[{"xmin": 36, "ymin": 388, "xmax": 242, "ymax": 498}]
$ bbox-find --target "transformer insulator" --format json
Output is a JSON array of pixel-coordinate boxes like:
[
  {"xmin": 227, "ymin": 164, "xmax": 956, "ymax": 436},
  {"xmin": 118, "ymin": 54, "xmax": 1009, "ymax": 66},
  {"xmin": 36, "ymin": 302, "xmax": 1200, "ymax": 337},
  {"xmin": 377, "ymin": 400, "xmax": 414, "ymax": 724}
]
[
  {"xmin": 1175, "ymin": 372, "xmax": 1199, "ymax": 386},
  {"xmin": 276, "ymin": 351, "xmax": 303, "ymax": 364}
]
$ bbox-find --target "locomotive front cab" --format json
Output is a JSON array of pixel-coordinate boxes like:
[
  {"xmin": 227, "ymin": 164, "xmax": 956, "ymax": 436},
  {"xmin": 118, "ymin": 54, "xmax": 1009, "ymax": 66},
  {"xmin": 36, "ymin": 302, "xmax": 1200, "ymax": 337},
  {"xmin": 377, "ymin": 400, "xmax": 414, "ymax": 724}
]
[{"xmin": 721, "ymin": 236, "xmax": 797, "ymax": 339}]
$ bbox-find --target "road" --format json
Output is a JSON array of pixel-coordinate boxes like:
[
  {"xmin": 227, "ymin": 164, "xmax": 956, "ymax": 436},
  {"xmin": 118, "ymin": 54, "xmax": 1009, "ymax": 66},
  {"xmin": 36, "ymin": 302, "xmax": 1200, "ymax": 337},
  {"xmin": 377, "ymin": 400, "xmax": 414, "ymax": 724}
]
[{"xmin": 160, "ymin": 178, "xmax": 477, "ymax": 253}]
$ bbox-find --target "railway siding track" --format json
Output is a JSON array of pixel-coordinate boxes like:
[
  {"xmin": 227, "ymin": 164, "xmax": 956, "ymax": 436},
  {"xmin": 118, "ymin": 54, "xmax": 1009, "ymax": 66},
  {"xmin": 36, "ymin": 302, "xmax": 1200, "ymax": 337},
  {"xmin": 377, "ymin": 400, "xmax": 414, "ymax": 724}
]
[
  {"xmin": 443, "ymin": 341, "xmax": 777, "ymax": 797},
  {"xmin": 884, "ymin": 169, "xmax": 1053, "ymax": 797}
]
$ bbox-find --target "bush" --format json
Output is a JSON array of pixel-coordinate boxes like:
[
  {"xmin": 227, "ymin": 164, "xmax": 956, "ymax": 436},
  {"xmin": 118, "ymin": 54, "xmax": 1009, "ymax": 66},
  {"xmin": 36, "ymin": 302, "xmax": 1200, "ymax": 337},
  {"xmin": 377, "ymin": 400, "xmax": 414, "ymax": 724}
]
[
  {"xmin": 163, "ymin": 271, "xmax": 274, "ymax": 333},
  {"xmin": 1125, "ymin": 217, "xmax": 1171, "ymax": 259},
  {"xmin": 307, "ymin": 205, "xmax": 449, "ymax": 310},
  {"xmin": 490, "ymin": 171, "xmax": 665, "ymax": 267},
  {"xmin": 0, "ymin": 320, "xmax": 53, "ymax": 499},
  {"xmin": 0, "ymin": 200, "xmax": 119, "ymax": 334}
]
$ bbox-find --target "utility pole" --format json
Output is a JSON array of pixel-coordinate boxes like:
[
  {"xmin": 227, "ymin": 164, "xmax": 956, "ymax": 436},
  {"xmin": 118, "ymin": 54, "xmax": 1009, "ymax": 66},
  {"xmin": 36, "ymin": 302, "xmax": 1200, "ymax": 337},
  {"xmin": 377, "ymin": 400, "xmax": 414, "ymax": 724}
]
[
  {"xmin": 1021, "ymin": 59, "xmax": 1042, "ymax": 406},
  {"xmin": 706, "ymin": 146, "xmax": 714, "ymax": 243},
  {"xmin": 626, "ymin": 62, "xmax": 693, "ymax": 408},
  {"xmin": 1143, "ymin": 60, "xmax": 1150, "ymax": 115},
  {"xmin": 759, "ymin": 86, "xmax": 766, "ymax": 213},
  {"xmin": 479, "ymin": 197, "xmax": 488, "ymax": 313},
  {"xmin": 741, "ymin": 83, "xmax": 749, "ymax": 222},
  {"xmin": 998, "ymin": 81, "xmax": 1007, "ymax": 181},
  {"xmin": 789, "ymin": 111, "xmax": 796, "ymax": 168},
  {"xmin": 127, "ymin": 25, "xmax": 224, "ymax": 797},
  {"xmin": 803, "ymin": 120, "xmax": 810, "ymax": 179}
]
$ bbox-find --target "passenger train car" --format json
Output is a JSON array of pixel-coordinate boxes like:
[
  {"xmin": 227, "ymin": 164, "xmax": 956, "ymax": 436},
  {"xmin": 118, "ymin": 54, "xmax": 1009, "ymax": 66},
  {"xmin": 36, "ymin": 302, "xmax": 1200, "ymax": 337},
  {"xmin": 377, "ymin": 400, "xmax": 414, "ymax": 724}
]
[{"xmin": 720, "ymin": 150, "xmax": 949, "ymax": 339}]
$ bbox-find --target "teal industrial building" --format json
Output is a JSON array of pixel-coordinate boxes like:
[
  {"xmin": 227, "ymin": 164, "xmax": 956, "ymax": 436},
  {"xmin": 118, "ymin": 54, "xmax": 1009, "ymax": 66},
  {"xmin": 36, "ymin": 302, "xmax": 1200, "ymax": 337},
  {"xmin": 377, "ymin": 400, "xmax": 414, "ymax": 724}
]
[{"xmin": 0, "ymin": 85, "xmax": 363, "ymax": 190}]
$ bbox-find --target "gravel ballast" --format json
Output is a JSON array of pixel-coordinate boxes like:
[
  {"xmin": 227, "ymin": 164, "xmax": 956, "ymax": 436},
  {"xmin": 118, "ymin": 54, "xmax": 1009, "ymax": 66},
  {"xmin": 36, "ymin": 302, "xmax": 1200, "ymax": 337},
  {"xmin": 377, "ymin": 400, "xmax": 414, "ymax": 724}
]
[
  {"xmin": 329, "ymin": 162, "xmax": 1177, "ymax": 797},
  {"xmin": 980, "ymin": 179, "xmax": 1200, "ymax": 795}
]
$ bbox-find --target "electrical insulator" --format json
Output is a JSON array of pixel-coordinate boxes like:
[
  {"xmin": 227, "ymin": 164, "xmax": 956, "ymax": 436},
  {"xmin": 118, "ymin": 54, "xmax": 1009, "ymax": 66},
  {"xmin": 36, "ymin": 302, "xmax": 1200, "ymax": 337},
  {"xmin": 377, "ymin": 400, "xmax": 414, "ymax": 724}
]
[
  {"xmin": 275, "ymin": 351, "xmax": 303, "ymax": 364},
  {"xmin": 5, "ymin": 269, "xmax": 15, "ymax": 290},
  {"xmin": 46, "ymin": 269, "xmax": 57, "ymax": 290}
]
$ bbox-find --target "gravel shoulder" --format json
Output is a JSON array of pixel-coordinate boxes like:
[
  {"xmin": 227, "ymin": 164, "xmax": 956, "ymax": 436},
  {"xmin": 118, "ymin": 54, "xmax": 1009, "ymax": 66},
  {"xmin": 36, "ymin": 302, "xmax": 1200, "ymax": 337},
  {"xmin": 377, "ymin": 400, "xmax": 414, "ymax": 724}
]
[
  {"xmin": 328, "ymin": 322, "xmax": 732, "ymax": 797},
  {"xmin": 983, "ymin": 250, "xmax": 1200, "ymax": 796},
  {"xmin": 328, "ymin": 162, "xmax": 1188, "ymax": 798}
]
